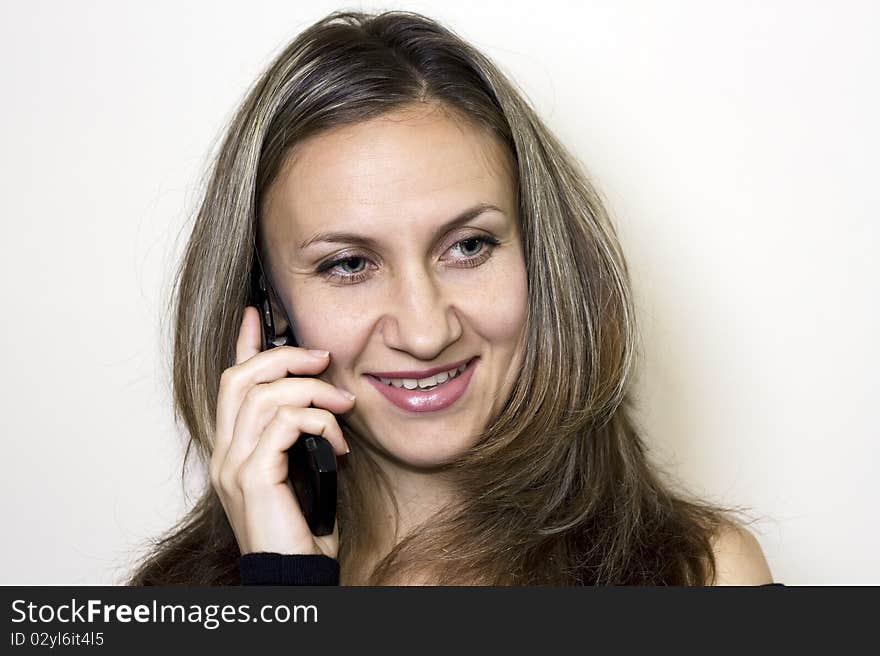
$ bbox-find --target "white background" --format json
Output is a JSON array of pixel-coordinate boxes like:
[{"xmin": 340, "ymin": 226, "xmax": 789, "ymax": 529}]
[{"xmin": 1, "ymin": 0, "xmax": 876, "ymax": 584}]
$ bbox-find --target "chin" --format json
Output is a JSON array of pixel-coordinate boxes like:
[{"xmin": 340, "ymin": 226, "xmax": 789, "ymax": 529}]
[
  {"xmin": 394, "ymin": 443, "xmax": 470, "ymax": 470},
  {"xmin": 357, "ymin": 421, "xmax": 480, "ymax": 470}
]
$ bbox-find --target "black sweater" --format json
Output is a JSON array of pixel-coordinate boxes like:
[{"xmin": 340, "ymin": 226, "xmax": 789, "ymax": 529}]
[{"xmin": 239, "ymin": 552, "xmax": 340, "ymax": 585}]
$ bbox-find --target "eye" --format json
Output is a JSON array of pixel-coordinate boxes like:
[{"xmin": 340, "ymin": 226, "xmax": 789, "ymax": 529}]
[
  {"xmin": 334, "ymin": 256, "xmax": 367, "ymax": 275},
  {"xmin": 316, "ymin": 234, "xmax": 502, "ymax": 285},
  {"xmin": 447, "ymin": 235, "xmax": 500, "ymax": 268},
  {"xmin": 316, "ymin": 254, "xmax": 374, "ymax": 285},
  {"xmin": 455, "ymin": 237, "xmax": 484, "ymax": 257}
]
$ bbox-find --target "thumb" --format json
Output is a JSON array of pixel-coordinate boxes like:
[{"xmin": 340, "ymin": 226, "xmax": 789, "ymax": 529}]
[{"xmin": 235, "ymin": 306, "xmax": 263, "ymax": 364}]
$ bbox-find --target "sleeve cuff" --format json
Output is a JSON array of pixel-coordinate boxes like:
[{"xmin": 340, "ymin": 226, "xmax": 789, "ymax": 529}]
[{"xmin": 239, "ymin": 552, "xmax": 340, "ymax": 586}]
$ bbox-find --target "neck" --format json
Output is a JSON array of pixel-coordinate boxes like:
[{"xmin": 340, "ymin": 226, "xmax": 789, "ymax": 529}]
[
  {"xmin": 349, "ymin": 444, "xmax": 460, "ymax": 583},
  {"xmin": 374, "ymin": 453, "xmax": 458, "ymax": 544}
]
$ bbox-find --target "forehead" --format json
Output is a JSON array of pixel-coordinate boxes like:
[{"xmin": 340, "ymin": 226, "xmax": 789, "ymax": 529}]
[{"xmin": 261, "ymin": 105, "xmax": 516, "ymax": 243}]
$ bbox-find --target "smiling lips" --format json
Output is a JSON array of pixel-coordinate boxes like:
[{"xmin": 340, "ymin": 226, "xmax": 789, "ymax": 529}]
[
  {"xmin": 365, "ymin": 356, "xmax": 474, "ymax": 380},
  {"xmin": 364, "ymin": 357, "xmax": 479, "ymax": 413}
]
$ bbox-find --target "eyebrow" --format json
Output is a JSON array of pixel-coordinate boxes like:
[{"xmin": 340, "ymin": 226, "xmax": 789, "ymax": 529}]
[{"xmin": 298, "ymin": 202, "xmax": 505, "ymax": 250}]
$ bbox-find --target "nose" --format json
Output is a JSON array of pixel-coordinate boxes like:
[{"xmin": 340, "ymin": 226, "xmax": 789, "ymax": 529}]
[{"xmin": 379, "ymin": 262, "xmax": 463, "ymax": 360}]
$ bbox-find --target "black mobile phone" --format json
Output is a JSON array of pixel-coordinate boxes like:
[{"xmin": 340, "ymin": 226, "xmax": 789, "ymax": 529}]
[{"xmin": 251, "ymin": 254, "xmax": 337, "ymax": 537}]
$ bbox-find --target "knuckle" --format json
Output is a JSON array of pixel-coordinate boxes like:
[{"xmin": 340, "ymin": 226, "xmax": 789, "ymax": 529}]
[
  {"xmin": 235, "ymin": 464, "xmax": 261, "ymax": 492},
  {"xmin": 218, "ymin": 468, "xmax": 238, "ymax": 494},
  {"xmin": 310, "ymin": 407, "xmax": 337, "ymax": 431},
  {"xmin": 219, "ymin": 365, "xmax": 242, "ymax": 391},
  {"xmin": 240, "ymin": 383, "xmax": 268, "ymax": 413},
  {"xmin": 313, "ymin": 407, "xmax": 336, "ymax": 422},
  {"xmin": 277, "ymin": 405, "xmax": 302, "ymax": 424}
]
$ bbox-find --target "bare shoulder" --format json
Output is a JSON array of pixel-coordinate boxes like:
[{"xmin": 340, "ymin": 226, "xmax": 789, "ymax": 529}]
[{"xmin": 709, "ymin": 522, "xmax": 774, "ymax": 585}]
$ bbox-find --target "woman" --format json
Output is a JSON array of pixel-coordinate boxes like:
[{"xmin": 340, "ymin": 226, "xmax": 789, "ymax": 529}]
[{"xmin": 129, "ymin": 9, "xmax": 774, "ymax": 586}]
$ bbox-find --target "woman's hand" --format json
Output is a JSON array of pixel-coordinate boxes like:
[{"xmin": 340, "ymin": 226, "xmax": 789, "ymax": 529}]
[{"xmin": 210, "ymin": 306, "xmax": 354, "ymax": 559}]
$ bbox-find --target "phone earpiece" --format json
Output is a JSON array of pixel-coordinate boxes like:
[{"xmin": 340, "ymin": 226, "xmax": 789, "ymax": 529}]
[{"xmin": 253, "ymin": 263, "xmax": 297, "ymax": 349}]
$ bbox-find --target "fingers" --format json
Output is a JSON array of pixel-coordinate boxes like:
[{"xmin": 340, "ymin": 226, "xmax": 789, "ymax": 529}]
[
  {"xmin": 224, "ymin": 378, "xmax": 353, "ymax": 468},
  {"xmin": 215, "ymin": 349, "xmax": 334, "ymax": 460},
  {"xmin": 236, "ymin": 306, "xmax": 262, "ymax": 365},
  {"xmin": 236, "ymin": 406, "xmax": 347, "ymax": 491}
]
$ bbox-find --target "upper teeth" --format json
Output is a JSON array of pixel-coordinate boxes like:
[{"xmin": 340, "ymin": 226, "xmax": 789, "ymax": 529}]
[{"xmin": 378, "ymin": 362, "xmax": 469, "ymax": 389}]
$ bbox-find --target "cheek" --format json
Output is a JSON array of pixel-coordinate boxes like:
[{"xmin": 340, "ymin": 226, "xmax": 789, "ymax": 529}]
[
  {"xmin": 461, "ymin": 257, "xmax": 529, "ymax": 344},
  {"xmin": 286, "ymin": 289, "xmax": 370, "ymax": 366}
]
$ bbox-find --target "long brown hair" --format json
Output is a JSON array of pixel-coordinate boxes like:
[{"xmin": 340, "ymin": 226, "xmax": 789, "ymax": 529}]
[{"xmin": 128, "ymin": 9, "xmax": 746, "ymax": 585}]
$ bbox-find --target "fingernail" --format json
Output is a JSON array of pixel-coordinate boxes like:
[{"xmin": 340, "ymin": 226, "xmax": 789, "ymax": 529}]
[
  {"xmin": 344, "ymin": 442, "xmax": 351, "ymax": 454},
  {"xmin": 340, "ymin": 389, "xmax": 356, "ymax": 401},
  {"xmin": 307, "ymin": 349, "xmax": 329, "ymax": 358}
]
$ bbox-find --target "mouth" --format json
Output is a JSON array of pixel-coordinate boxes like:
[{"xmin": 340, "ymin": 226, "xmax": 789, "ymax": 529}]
[{"xmin": 363, "ymin": 356, "xmax": 480, "ymax": 413}]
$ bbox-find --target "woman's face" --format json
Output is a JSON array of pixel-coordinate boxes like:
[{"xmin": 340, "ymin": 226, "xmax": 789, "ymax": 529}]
[{"xmin": 260, "ymin": 104, "xmax": 528, "ymax": 470}]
